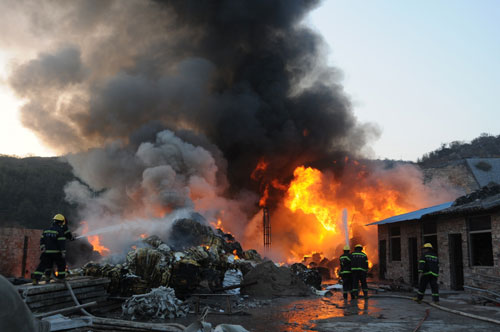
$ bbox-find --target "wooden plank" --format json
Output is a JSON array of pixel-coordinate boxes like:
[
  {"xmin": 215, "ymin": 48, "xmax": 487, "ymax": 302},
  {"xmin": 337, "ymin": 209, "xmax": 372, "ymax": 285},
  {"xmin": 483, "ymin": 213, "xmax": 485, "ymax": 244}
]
[
  {"xmin": 25, "ymin": 285, "xmax": 106, "ymax": 303},
  {"xmin": 34, "ymin": 301, "xmax": 98, "ymax": 318},
  {"xmin": 91, "ymin": 317, "xmax": 185, "ymax": 332},
  {"xmin": 92, "ymin": 324, "xmax": 153, "ymax": 332},
  {"xmin": 31, "ymin": 296, "xmax": 108, "ymax": 313},
  {"xmin": 29, "ymin": 290, "xmax": 107, "ymax": 309},
  {"xmin": 42, "ymin": 314, "xmax": 92, "ymax": 331},
  {"xmin": 17, "ymin": 278, "xmax": 110, "ymax": 296}
]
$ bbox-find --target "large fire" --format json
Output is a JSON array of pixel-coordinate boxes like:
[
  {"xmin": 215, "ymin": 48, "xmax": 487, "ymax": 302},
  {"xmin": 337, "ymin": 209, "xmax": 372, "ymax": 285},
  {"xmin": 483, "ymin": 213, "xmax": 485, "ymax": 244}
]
[{"xmin": 240, "ymin": 159, "xmax": 439, "ymax": 271}]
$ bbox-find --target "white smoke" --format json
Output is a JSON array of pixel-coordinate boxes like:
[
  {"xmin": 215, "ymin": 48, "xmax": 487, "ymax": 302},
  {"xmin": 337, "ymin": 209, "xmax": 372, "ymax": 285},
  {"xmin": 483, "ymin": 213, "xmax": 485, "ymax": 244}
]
[{"xmin": 64, "ymin": 129, "xmax": 252, "ymax": 253}]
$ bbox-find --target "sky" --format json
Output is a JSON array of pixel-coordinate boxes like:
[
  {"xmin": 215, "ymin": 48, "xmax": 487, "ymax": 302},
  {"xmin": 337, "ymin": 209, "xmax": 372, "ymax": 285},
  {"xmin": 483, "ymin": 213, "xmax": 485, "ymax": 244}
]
[{"xmin": 0, "ymin": 1, "xmax": 499, "ymax": 160}]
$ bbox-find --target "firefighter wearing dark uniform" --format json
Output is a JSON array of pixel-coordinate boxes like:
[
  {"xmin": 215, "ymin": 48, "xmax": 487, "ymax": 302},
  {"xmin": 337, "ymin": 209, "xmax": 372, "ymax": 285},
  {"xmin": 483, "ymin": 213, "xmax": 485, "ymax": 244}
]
[
  {"xmin": 339, "ymin": 245, "xmax": 353, "ymax": 300},
  {"xmin": 32, "ymin": 214, "xmax": 72, "ymax": 284},
  {"xmin": 415, "ymin": 243, "xmax": 439, "ymax": 303},
  {"xmin": 351, "ymin": 244, "xmax": 369, "ymax": 299}
]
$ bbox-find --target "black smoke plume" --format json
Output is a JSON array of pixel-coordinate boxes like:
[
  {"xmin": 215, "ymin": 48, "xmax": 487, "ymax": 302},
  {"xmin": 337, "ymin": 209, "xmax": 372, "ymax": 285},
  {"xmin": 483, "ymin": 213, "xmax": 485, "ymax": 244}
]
[
  {"xmin": 6, "ymin": 0, "xmax": 376, "ymax": 190},
  {"xmin": 2, "ymin": 0, "xmax": 385, "ymax": 249}
]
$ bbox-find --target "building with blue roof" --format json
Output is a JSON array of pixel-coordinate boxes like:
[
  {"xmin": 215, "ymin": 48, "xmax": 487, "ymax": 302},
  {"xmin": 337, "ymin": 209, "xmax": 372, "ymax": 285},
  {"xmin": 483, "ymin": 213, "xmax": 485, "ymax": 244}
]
[{"xmin": 369, "ymin": 185, "xmax": 500, "ymax": 291}]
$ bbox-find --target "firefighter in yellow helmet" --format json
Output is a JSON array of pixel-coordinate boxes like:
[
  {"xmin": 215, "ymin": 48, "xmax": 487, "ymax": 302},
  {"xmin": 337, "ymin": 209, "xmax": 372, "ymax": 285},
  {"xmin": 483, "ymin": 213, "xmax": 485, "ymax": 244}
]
[
  {"xmin": 351, "ymin": 244, "xmax": 369, "ymax": 299},
  {"xmin": 31, "ymin": 214, "xmax": 73, "ymax": 285},
  {"xmin": 339, "ymin": 245, "xmax": 353, "ymax": 300},
  {"xmin": 414, "ymin": 243, "xmax": 439, "ymax": 304}
]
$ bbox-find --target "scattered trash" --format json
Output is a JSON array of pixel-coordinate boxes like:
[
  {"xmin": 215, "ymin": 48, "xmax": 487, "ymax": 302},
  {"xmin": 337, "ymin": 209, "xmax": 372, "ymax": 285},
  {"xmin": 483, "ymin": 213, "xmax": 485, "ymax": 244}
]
[
  {"xmin": 312, "ymin": 288, "xmax": 333, "ymax": 297},
  {"xmin": 122, "ymin": 286, "xmax": 188, "ymax": 320},
  {"xmin": 326, "ymin": 284, "xmax": 343, "ymax": 290},
  {"xmin": 223, "ymin": 270, "xmax": 243, "ymax": 294}
]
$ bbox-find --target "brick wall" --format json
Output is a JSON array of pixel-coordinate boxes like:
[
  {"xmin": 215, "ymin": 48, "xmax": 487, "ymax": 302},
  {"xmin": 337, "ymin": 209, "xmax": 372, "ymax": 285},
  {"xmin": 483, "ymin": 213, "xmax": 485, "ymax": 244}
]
[
  {"xmin": 379, "ymin": 210, "xmax": 500, "ymax": 290},
  {"xmin": 379, "ymin": 221, "xmax": 422, "ymax": 284},
  {"xmin": 0, "ymin": 227, "xmax": 42, "ymax": 278}
]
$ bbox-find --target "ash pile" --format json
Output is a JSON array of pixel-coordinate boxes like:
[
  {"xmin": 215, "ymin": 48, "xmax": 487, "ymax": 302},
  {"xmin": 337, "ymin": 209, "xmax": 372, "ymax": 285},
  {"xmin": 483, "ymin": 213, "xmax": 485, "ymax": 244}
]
[{"xmin": 75, "ymin": 218, "xmax": 321, "ymax": 305}]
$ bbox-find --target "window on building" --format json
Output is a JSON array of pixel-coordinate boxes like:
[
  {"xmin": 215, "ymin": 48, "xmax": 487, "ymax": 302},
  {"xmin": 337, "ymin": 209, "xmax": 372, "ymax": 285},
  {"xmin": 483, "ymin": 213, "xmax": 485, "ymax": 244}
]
[
  {"xmin": 390, "ymin": 226, "xmax": 401, "ymax": 261},
  {"xmin": 468, "ymin": 215, "xmax": 493, "ymax": 266},
  {"xmin": 422, "ymin": 220, "xmax": 438, "ymax": 254}
]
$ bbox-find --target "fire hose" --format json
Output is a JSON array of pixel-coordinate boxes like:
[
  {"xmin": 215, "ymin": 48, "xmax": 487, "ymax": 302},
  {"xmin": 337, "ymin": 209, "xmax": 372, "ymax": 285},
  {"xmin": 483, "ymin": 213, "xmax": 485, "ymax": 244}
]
[
  {"xmin": 63, "ymin": 280, "xmax": 187, "ymax": 331},
  {"xmin": 370, "ymin": 294, "xmax": 500, "ymax": 326}
]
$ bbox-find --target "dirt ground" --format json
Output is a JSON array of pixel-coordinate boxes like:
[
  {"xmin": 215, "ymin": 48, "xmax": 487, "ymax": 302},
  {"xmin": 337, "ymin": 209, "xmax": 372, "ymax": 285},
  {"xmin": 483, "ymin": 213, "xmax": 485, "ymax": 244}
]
[{"xmin": 165, "ymin": 291, "xmax": 500, "ymax": 332}]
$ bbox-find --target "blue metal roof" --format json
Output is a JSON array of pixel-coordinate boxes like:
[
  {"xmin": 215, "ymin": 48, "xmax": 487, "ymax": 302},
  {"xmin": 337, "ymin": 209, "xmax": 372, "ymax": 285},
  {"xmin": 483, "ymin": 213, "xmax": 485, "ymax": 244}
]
[{"xmin": 366, "ymin": 201, "xmax": 453, "ymax": 226}]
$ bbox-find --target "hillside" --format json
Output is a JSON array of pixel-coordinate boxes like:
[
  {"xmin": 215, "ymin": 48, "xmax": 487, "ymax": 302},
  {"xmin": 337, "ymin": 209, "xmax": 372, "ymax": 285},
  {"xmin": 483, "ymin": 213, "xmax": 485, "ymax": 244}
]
[
  {"xmin": 0, "ymin": 133, "xmax": 499, "ymax": 228},
  {"xmin": 0, "ymin": 156, "xmax": 75, "ymax": 229},
  {"xmin": 418, "ymin": 133, "xmax": 500, "ymax": 168}
]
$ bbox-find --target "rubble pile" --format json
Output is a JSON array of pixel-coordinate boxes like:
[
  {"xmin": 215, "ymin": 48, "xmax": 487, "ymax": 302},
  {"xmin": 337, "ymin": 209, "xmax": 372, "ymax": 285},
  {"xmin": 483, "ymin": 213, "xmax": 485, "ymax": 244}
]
[
  {"xmin": 301, "ymin": 252, "xmax": 337, "ymax": 280},
  {"xmin": 77, "ymin": 218, "xmax": 321, "ymax": 305},
  {"xmin": 122, "ymin": 286, "xmax": 188, "ymax": 320},
  {"xmin": 242, "ymin": 261, "xmax": 312, "ymax": 298},
  {"xmin": 290, "ymin": 263, "xmax": 322, "ymax": 290},
  {"xmin": 453, "ymin": 184, "xmax": 500, "ymax": 206},
  {"xmin": 79, "ymin": 218, "xmax": 264, "ymax": 298}
]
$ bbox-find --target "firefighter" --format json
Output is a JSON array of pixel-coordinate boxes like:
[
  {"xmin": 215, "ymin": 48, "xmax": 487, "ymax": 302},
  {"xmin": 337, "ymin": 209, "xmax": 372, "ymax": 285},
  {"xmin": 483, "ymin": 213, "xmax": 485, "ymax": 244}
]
[
  {"xmin": 414, "ymin": 243, "xmax": 439, "ymax": 304},
  {"xmin": 351, "ymin": 244, "xmax": 369, "ymax": 299},
  {"xmin": 31, "ymin": 214, "xmax": 72, "ymax": 285},
  {"xmin": 339, "ymin": 245, "xmax": 353, "ymax": 300}
]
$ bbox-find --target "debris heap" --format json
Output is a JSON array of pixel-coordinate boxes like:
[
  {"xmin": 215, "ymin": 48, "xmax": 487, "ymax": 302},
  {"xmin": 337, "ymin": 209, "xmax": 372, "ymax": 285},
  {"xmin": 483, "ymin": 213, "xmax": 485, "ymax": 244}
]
[
  {"xmin": 79, "ymin": 218, "xmax": 261, "ymax": 298},
  {"xmin": 242, "ymin": 261, "xmax": 312, "ymax": 298},
  {"xmin": 122, "ymin": 286, "xmax": 189, "ymax": 320},
  {"xmin": 77, "ymin": 218, "xmax": 319, "ymax": 302}
]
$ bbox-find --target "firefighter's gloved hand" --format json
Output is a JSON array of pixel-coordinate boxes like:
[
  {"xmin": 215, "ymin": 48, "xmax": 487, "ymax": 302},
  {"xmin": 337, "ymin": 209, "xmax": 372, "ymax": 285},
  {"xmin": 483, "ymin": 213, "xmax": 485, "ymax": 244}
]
[{"xmin": 40, "ymin": 245, "xmax": 46, "ymax": 253}]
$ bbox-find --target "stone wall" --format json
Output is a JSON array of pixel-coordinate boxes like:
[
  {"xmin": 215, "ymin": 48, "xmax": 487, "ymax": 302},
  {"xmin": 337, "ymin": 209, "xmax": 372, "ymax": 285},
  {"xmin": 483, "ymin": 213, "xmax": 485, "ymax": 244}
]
[
  {"xmin": 0, "ymin": 227, "xmax": 42, "ymax": 278},
  {"xmin": 378, "ymin": 210, "xmax": 500, "ymax": 290}
]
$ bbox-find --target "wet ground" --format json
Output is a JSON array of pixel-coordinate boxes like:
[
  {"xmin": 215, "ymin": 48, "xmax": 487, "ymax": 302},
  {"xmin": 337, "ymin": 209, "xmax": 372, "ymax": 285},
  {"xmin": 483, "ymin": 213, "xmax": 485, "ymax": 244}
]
[{"xmin": 168, "ymin": 291, "xmax": 500, "ymax": 332}]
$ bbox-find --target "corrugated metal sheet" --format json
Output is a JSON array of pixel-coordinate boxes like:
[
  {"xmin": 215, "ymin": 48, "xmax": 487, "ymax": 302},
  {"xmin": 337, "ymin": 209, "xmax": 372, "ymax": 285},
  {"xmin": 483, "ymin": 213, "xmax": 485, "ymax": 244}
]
[
  {"xmin": 366, "ymin": 201, "xmax": 453, "ymax": 226},
  {"xmin": 466, "ymin": 158, "xmax": 500, "ymax": 187}
]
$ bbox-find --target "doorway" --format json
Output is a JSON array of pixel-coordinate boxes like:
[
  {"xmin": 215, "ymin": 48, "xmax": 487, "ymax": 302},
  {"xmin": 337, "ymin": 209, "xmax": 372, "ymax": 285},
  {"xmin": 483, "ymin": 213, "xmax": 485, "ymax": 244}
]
[
  {"xmin": 408, "ymin": 237, "xmax": 418, "ymax": 286},
  {"xmin": 449, "ymin": 234, "xmax": 464, "ymax": 290},
  {"xmin": 379, "ymin": 240, "xmax": 387, "ymax": 280}
]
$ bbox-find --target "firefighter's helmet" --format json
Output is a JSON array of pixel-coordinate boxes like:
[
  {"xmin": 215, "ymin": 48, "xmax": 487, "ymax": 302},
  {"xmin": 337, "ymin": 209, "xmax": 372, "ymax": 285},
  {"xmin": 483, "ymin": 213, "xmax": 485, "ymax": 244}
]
[
  {"xmin": 53, "ymin": 214, "xmax": 65, "ymax": 223},
  {"xmin": 355, "ymin": 244, "xmax": 363, "ymax": 249},
  {"xmin": 343, "ymin": 245, "xmax": 350, "ymax": 251},
  {"xmin": 423, "ymin": 243, "xmax": 433, "ymax": 249}
]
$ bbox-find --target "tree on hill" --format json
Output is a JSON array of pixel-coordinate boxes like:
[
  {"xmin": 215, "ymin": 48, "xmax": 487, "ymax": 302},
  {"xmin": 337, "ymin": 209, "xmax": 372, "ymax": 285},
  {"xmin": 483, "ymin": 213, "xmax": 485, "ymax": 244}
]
[
  {"xmin": 0, "ymin": 156, "xmax": 76, "ymax": 229},
  {"xmin": 418, "ymin": 133, "xmax": 500, "ymax": 168}
]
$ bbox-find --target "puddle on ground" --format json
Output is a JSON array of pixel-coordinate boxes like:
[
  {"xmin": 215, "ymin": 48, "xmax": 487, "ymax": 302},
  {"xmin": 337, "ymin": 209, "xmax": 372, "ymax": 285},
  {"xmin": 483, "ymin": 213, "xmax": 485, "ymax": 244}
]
[
  {"xmin": 275, "ymin": 293, "xmax": 382, "ymax": 331},
  {"xmin": 168, "ymin": 292, "xmax": 383, "ymax": 332}
]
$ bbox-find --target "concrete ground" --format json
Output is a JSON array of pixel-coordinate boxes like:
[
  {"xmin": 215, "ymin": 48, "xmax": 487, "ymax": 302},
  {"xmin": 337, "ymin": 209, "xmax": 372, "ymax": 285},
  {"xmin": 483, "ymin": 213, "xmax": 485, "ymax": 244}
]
[
  {"xmin": 69, "ymin": 290, "xmax": 500, "ymax": 331},
  {"xmin": 176, "ymin": 291, "xmax": 500, "ymax": 332}
]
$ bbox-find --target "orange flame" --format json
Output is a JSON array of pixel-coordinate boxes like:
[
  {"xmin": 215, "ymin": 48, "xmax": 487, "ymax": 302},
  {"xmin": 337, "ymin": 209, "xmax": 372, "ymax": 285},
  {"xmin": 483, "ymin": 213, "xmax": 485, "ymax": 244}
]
[
  {"xmin": 259, "ymin": 184, "xmax": 269, "ymax": 207},
  {"xmin": 232, "ymin": 249, "xmax": 240, "ymax": 260},
  {"xmin": 80, "ymin": 221, "xmax": 110, "ymax": 256},
  {"xmin": 88, "ymin": 235, "xmax": 110, "ymax": 256},
  {"xmin": 140, "ymin": 233, "xmax": 147, "ymax": 239},
  {"xmin": 210, "ymin": 218, "xmax": 226, "ymax": 232},
  {"xmin": 242, "ymin": 163, "xmax": 420, "ymax": 267},
  {"xmin": 285, "ymin": 166, "xmax": 338, "ymax": 232}
]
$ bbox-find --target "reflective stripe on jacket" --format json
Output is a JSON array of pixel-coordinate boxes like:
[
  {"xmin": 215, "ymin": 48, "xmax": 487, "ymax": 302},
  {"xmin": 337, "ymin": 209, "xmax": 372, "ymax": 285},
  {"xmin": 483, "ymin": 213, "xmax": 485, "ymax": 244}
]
[
  {"xmin": 40, "ymin": 223, "xmax": 66, "ymax": 253},
  {"xmin": 351, "ymin": 250, "xmax": 368, "ymax": 272},
  {"xmin": 339, "ymin": 253, "xmax": 352, "ymax": 274},
  {"xmin": 418, "ymin": 251, "xmax": 439, "ymax": 277}
]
